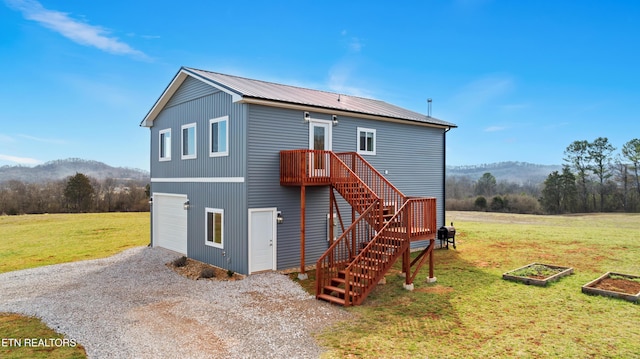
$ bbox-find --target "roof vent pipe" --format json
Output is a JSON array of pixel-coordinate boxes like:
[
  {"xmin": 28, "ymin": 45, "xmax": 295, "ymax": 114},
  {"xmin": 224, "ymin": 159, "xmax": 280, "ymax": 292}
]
[{"xmin": 427, "ymin": 98, "xmax": 432, "ymax": 117}]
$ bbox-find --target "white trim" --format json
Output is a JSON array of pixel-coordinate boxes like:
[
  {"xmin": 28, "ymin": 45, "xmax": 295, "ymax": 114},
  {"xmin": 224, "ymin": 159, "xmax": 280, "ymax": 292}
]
[
  {"xmin": 159, "ymin": 128, "xmax": 172, "ymax": 161},
  {"xmin": 239, "ymin": 97, "xmax": 455, "ymax": 129},
  {"xmin": 141, "ymin": 68, "xmax": 242, "ymax": 127},
  {"xmin": 357, "ymin": 127, "xmax": 376, "ymax": 155},
  {"xmin": 308, "ymin": 119, "xmax": 332, "ymax": 150},
  {"xmin": 205, "ymin": 207, "xmax": 224, "ymax": 249},
  {"xmin": 181, "ymin": 123, "xmax": 197, "ymax": 160},
  {"xmin": 248, "ymin": 208, "xmax": 277, "ymax": 274},
  {"xmin": 209, "ymin": 116, "xmax": 229, "ymax": 157},
  {"xmin": 151, "ymin": 177, "xmax": 245, "ymax": 183}
]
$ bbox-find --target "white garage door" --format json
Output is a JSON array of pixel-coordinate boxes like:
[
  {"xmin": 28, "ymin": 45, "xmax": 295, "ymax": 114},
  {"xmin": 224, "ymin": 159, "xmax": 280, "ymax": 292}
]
[{"xmin": 153, "ymin": 193, "xmax": 188, "ymax": 255}]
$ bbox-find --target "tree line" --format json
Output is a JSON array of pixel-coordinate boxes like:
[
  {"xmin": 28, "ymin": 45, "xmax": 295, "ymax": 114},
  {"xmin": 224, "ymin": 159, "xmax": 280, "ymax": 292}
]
[
  {"xmin": 446, "ymin": 172, "xmax": 544, "ymax": 214},
  {"xmin": 541, "ymin": 137, "xmax": 640, "ymax": 214},
  {"xmin": 0, "ymin": 173, "xmax": 150, "ymax": 215},
  {"xmin": 446, "ymin": 137, "xmax": 640, "ymax": 214}
]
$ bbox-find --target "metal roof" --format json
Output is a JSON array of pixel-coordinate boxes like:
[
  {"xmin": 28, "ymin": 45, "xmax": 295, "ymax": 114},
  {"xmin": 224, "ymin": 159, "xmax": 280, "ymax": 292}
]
[
  {"xmin": 183, "ymin": 67, "xmax": 456, "ymax": 128},
  {"xmin": 141, "ymin": 66, "xmax": 456, "ymax": 128}
]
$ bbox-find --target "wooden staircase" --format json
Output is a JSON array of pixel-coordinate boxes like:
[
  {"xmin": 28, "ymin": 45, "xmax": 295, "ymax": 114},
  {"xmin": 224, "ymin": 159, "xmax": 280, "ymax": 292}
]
[{"xmin": 280, "ymin": 150, "xmax": 436, "ymax": 306}]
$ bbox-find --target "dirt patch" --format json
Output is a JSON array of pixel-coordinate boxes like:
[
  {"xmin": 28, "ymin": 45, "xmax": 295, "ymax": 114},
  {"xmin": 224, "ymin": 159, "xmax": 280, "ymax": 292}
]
[
  {"xmin": 167, "ymin": 257, "xmax": 244, "ymax": 281},
  {"xmin": 592, "ymin": 277, "xmax": 640, "ymax": 295},
  {"xmin": 416, "ymin": 285, "xmax": 454, "ymax": 294}
]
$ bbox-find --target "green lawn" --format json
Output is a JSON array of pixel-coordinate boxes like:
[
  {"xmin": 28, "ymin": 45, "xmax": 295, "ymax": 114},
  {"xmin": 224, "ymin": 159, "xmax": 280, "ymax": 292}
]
[
  {"xmin": 2, "ymin": 212, "xmax": 639, "ymax": 358},
  {"xmin": 1, "ymin": 212, "xmax": 149, "ymax": 359},
  {"xmin": 0, "ymin": 212, "xmax": 149, "ymax": 273},
  {"xmin": 313, "ymin": 211, "xmax": 640, "ymax": 358}
]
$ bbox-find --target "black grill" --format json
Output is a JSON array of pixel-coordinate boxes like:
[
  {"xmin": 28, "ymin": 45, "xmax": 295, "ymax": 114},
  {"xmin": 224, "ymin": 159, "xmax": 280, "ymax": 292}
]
[{"xmin": 437, "ymin": 222, "xmax": 456, "ymax": 249}]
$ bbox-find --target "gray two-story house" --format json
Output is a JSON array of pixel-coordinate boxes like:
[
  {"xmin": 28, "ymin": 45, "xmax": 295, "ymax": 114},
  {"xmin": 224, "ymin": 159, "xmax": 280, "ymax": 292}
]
[{"xmin": 141, "ymin": 67, "xmax": 456, "ymax": 305}]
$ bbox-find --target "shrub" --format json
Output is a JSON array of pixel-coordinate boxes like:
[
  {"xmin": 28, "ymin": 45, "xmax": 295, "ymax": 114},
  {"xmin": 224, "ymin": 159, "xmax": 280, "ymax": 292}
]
[
  {"xmin": 199, "ymin": 268, "xmax": 215, "ymax": 279},
  {"xmin": 172, "ymin": 256, "xmax": 187, "ymax": 267},
  {"xmin": 227, "ymin": 269, "xmax": 234, "ymax": 278}
]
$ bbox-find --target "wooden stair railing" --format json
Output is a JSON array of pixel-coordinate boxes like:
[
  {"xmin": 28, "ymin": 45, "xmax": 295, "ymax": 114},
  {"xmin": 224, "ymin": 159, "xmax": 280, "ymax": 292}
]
[
  {"xmin": 317, "ymin": 201, "xmax": 413, "ymax": 306},
  {"xmin": 315, "ymin": 200, "xmax": 381, "ymax": 306},
  {"xmin": 278, "ymin": 150, "xmax": 438, "ymax": 306},
  {"xmin": 336, "ymin": 152, "xmax": 405, "ymax": 213}
]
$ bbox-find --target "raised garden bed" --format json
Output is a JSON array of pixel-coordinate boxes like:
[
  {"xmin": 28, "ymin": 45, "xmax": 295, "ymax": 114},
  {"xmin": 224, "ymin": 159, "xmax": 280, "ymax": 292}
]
[
  {"xmin": 582, "ymin": 272, "xmax": 640, "ymax": 303},
  {"xmin": 502, "ymin": 263, "xmax": 573, "ymax": 286}
]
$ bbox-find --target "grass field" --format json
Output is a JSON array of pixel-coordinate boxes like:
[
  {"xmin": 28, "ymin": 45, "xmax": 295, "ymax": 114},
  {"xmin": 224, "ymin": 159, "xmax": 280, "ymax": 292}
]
[
  {"xmin": 2, "ymin": 211, "xmax": 639, "ymax": 358},
  {"xmin": 0, "ymin": 212, "xmax": 149, "ymax": 273},
  {"xmin": 0, "ymin": 212, "xmax": 149, "ymax": 359},
  {"xmin": 312, "ymin": 211, "xmax": 640, "ymax": 358}
]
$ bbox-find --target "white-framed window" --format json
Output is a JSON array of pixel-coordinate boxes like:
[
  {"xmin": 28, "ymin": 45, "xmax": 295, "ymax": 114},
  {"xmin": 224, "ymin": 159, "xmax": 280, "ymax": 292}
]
[
  {"xmin": 205, "ymin": 208, "xmax": 224, "ymax": 249},
  {"xmin": 209, "ymin": 116, "xmax": 229, "ymax": 157},
  {"xmin": 357, "ymin": 127, "xmax": 376, "ymax": 155},
  {"xmin": 159, "ymin": 128, "xmax": 171, "ymax": 161},
  {"xmin": 181, "ymin": 123, "xmax": 197, "ymax": 159}
]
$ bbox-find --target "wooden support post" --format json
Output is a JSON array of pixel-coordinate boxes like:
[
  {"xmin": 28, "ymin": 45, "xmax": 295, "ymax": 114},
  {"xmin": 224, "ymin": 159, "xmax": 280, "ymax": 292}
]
[
  {"xmin": 299, "ymin": 186, "xmax": 307, "ymax": 280},
  {"xmin": 329, "ymin": 187, "xmax": 334, "ymax": 246},
  {"xmin": 429, "ymin": 238, "xmax": 435, "ymax": 280},
  {"xmin": 403, "ymin": 249, "xmax": 411, "ymax": 285},
  {"xmin": 351, "ymin": 206, "xmax": 356, "ymax": 260}
]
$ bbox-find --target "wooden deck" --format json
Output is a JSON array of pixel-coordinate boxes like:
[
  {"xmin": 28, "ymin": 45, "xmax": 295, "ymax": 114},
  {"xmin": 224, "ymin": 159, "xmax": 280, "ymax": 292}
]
[{"xmin": 280, "ymin": 149, "xmax": 437, "ymax": 306}]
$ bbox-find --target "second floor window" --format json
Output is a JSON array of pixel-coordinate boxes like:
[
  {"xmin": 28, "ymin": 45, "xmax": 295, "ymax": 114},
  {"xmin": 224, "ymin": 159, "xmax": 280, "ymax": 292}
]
[{"xmin": 181, "ymin": 123, "xmax": 197, "ymax": 159}]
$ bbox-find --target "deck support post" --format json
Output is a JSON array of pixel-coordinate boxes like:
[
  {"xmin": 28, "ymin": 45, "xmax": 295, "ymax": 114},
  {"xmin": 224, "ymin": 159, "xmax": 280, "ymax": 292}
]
[
  {"xmin": 329, "ymin": 187, "xmax": 334, "ymax": 246},
  {"xmin": 403, "ymin": 248, "xmax": 411, "ymax": 285},
  {"xmin": 298, "ymin": 186, "xmax": 307, "ymax": 280},
  {"xmin": 428, "ymin": 238, "xmax": 436, "ymax": 282}
]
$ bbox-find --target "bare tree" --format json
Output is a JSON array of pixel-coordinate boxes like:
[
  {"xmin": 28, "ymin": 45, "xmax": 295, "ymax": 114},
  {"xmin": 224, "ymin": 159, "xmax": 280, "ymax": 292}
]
[
  {"xmin": 588, "ymin": 137, "xmax": 615, "ymax": 212},
  {"xmin": 564, "ymin": 140, "xmax": 591, "ymax": 212}
]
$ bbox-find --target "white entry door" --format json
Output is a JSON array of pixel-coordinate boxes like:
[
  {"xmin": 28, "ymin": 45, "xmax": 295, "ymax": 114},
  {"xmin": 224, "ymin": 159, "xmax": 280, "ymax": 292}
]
[
  {"xmin": 249, "ymin": 208, "xmax": 277, "ymax": 273},
  {"xmin": 309, "ymin": 120, "xmax": 332, "ymax": 176}
]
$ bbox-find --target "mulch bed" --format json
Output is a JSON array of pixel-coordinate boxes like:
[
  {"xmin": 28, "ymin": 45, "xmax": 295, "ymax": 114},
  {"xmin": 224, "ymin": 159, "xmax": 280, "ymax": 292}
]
[{"xmin": 167, "ymin": 257, "xmax": 244, "ymax": 281}]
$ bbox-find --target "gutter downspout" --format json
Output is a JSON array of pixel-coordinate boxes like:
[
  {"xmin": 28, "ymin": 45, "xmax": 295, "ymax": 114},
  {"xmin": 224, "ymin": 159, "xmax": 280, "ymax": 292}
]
[{"xmin": 443, "ymin": 127, "xmax": 451, "ymax": 227}]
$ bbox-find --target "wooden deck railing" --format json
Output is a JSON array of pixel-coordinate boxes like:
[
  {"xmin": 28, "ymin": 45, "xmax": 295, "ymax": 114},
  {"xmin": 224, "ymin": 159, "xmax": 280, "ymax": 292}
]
[
  {"xmin": 406, "ymin": 197, "xmax": 437, "ymax": 240},
  {"xmin": 280, "ymin": 150, "xmax": 332, "ymax": 186}
]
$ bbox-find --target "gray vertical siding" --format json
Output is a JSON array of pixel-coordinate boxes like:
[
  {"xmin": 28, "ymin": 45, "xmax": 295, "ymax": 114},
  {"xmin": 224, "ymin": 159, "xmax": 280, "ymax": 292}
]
[
  {"xmin": 246, "ymin": 105, "xmax": 333, "ymax": 270},
  {"xmin": 166, "ymin": 76, "xmax": 217, "ymax": 108},
  {"xmin": 332, "ymin": 116, "xmax": 446, "ymax": 248},
  {"xmin": 150, "ymin": 75, "xmax": 447, "ymax": 274},
  {"xmin": 246, "ymin": 105, "xmax": 445, "ymax": 270},
  {"xmin": 150, "ymin": 77, "xmax": 249, "ymax": 274}
]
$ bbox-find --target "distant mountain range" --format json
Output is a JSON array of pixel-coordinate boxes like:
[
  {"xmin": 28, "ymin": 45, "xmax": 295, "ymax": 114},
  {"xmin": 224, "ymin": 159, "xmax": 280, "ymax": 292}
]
[
  {"xmin": 1, "ymin": 158, "xmax": 559, "ymax": 186},
  {"xmin": 447, "ymin": 161, "xmax": 562, "ymax": 184},
  {"xmin": 0, "ymin": 158, "xmax": 150, "ymax": 184}
]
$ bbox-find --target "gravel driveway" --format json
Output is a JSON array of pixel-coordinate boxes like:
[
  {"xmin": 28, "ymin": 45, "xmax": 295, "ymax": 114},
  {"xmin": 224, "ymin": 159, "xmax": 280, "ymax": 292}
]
[{"xmin": 0, "ymin": 247, "xmax": 350, "ymax": 358}]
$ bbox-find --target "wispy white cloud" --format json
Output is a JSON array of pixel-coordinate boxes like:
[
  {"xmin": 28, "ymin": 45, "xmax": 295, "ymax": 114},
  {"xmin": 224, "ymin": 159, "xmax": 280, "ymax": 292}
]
[
  {"xmin": 452, "ymin": 75, "xmax": 514, "ymax": 110},
  {"xmin": 327, "ymin": 63, "xmax": 372, "ymax": 98},
  {"xmin": 0, "ymin": 134, "xmax": 16, "ymax": 144},
  {"xmin": 340, "ymin": 30, "xmax": 364, "ymax": 53},
  {"xmin": 18, "ymin": 134, "xmax": 67, "ymax": 145},
  {"xmin": 484, "ymin": 126, "xmax": 507, "ymax": 132},
  {"xmin": 500, "ymin": 103, "xmax": 530, "ymax": 111},
  {"xmin": 0, "ymin": 154, "xmax": 41, "ymax": 165},
  {"xmin": 5, "ymin": 0, "xmax": 149, "ymax": 60}
]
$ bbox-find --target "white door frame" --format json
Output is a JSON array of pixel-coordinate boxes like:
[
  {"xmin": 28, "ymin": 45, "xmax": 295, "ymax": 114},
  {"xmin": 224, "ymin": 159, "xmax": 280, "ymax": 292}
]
[
  {"xmin": 308, "ymin": 119, "xmax": 332, "ymax": 177},
  {"xmin": 308, "ymin": 119, "xmax": 332, "ymax": 150},
  {"xmin": 248, "ymin": 207, "xmax": 277, "ymax": 274}
]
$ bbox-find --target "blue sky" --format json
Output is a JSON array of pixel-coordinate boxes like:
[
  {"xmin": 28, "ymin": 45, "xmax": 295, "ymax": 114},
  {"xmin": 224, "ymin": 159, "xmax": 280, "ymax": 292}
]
[{"xmin": 1, "ymin": 0, "xmax": 639, "ymax": 170}]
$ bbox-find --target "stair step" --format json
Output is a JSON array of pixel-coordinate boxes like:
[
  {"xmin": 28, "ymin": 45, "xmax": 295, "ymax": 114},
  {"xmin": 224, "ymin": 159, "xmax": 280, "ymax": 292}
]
[
  {"xmin": 338, "ymin": 270, "xmax": 375, "ymax": 280},
  {"xmin": 323, "ymin": 285, "xmax": 360, "ymax": 298},
  {"xmin": 331, "ymin": 277, "xmax": 367, "ymax": 287},
  {"xmin": 317, "ymin": 293, "xmax": 346, "ymax": 306}
]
